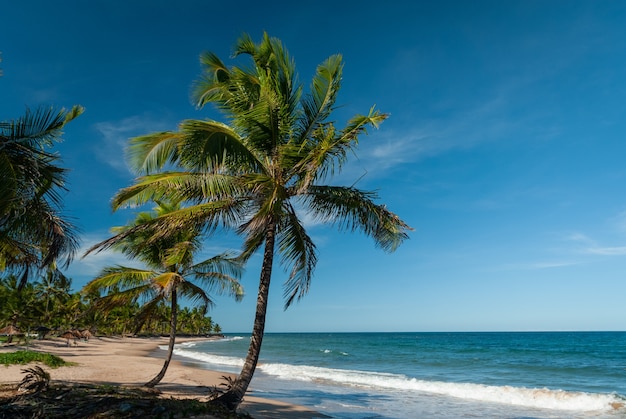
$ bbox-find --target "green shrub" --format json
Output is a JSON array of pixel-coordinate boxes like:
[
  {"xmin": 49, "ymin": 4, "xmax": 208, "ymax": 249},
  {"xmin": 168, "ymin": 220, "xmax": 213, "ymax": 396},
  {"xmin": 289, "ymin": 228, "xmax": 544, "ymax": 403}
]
[{"xmin": 0, "ymin": 350, "xmax": 73, "ymax": 368}]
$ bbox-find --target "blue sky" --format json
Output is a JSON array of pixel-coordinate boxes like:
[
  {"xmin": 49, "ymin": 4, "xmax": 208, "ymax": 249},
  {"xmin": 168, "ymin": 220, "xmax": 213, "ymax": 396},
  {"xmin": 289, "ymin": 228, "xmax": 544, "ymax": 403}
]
[{"xmin": 3, "ymin": 1, "xmax": 626, "ymax": 332}]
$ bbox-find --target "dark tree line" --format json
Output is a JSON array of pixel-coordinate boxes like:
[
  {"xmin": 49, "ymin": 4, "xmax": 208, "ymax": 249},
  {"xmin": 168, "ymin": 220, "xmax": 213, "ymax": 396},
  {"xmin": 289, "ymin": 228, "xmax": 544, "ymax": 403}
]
[{"xmin": 0, "ymin": 274, "xmax": 224, "ymax": 338}]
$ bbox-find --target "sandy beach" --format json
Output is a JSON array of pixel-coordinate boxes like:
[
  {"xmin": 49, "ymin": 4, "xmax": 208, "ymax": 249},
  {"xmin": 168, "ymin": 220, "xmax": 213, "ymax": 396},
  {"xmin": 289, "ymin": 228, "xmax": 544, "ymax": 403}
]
[{"xmin": 0, "ymin": 336, "xmax": 327, "ymax": 418}]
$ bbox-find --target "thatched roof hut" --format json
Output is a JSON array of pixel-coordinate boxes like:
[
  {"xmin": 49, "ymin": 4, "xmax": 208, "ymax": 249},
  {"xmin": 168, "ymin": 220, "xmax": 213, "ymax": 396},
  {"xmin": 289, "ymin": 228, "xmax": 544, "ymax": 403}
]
[
  {"xmin": 80, "ymin": 329, "xmax": 93, "ymax": 339},
  {"xmin": 0, "ymin": 324, "xmax": 23, "ymax": 336}
]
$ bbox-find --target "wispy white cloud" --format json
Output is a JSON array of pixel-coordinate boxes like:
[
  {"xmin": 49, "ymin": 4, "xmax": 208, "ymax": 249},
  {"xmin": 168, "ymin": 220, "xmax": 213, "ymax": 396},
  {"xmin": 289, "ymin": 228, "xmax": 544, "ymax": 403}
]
[
  {"xmin": 93, "ymin": 115, "xmax": 172, "ymax": 174},
  {"xmin": 496, "ymin": 225, "xmax": 626, "ymax": 272},
  {"xmin": 496, "ymin": 260, "xmax": 582, "ymax": 271},
  {"xmin": 565, "ymin": 232, "xmax": 594, "ymax": 243},
  {"xmin": 562, "ymin": 231, "xmax": 591, "ymax": 247},
  {"xmin": 27, "ymin": 87, "xmax": 61, "ymax": 105},
  {"xmin": 610, "ymin": 210, "xmax": 626, "ymax": 234},
  {"xmin": 368, "ymin": 131, "xmax": 434, "ymax": 165},
  {"xmin": 295, "ymin": 206, "xmax": 330, "ymax": 229},
  {"xmin": 563, "ymin": 228, "xmax": 626, "ymax": 257},
  {"xmin": 66, "ymin": 233, "xmax": 136, "ymax": 282},
  {"xmin": 349, "ymin": 94, "xmax": 522, "ymax": 179},
  {"xmin": 526, "ymin": 261, "xmax": 581, "ymax": 269},
  {"xmin": 351, "ymin": 53, "xmax": 571, "ymax": 180},
  {"xmin": 584, "ymin": 246, "xmax": 626, "ymax": 256}
]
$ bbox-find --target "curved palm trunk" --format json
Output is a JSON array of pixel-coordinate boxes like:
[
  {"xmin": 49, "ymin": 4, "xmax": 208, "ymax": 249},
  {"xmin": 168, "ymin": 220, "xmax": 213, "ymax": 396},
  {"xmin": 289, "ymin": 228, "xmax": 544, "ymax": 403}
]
[
  {"xmin": 214, "ymin": 222, "xmax": 276, "ymax": 411},
  {"xmin": 145, "ymin": 288, "xmax": 178, "ymax": 388}
]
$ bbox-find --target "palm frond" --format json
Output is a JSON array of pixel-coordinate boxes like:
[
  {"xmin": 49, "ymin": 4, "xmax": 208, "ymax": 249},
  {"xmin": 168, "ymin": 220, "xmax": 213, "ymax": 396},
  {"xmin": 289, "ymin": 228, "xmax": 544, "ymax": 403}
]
[
  {"xmin": 85, "ymin": 275, "xmax": 156, "ymax": 311},
  {"xmin": 237, "ymin": 219, "xmax": 267, "ymax": 263},
  {"xmin": 339, "ymin": 106, "xmax": 388, "ymax": 145},
  {"xmin": 191, "ymin": 253, "xmax": 244, "ymax": 302},
  {"xmin": 63, "ymin": 105, "xmax": 84, "ymax": 124},
  {"xmin": 233, "ymin": 33, "xmax": 257, "ymax": 58},
  {"xmin": 193, "ymin": 51, "xmax": 232, "ymax": 108},
  {"xmin": 304, "ymin": 185, "xmax": 412, "ymax": 252},
  {"xmin": 85, "ymin": 199, "xmax": 247, "ymax": 257},
  {"xmin": 1, "ymin": 193, "xmax": 80, "ymax": 278},
  {"xmin": 297, "ymin": 54, "xmax": 343, "ymax": 144},
  {"xmin": 194, "ymin": 272, "xmax": 244, "ymax": 302},
  {"xmin": 178, "ymin": 119, "xmax": 263, "ymax": 172},
  {"xmin": 38, "ymin": 208, "xmax": 81, "ymax": 269},
  {"xmin": 192, "ymin": 252, "xmax": 245, "ymax": 279},
  {"xmin": 293, "ymin": 107, "xmax": 389, "ymax": 189},
  {"xmin": 0, "ymin": 105, "xmax": 82, "ymax": 275},
  {"xmin": 1, "ymin": 105, "xmax": 83, "ymax": 145},
  {"xmin": 127, "ymin": 131, "xmax": 182, "ymax": 175},
  {"xmin": 0, "ymin": 153, "xmax": 17, "ymax": 208},
  {"xmin": 278, "ymin": 203, "xmax": 317, "ymax": 309},
  {"xmin": 132, "ymin": 296, "xmax": 165, "ymax": 333},
  {"xmin": 163, "ymin": 240, "xmax": 197, "ymax": 268},
  {"xmin": 111, "ymin": 171, "xmax": 242, "ymax": 211},
  {"xmin": 83, "ymin": 266, "xmax": 156, "ymax": 293},
  {"xmin": 177, "ymin": 280, "xmax": 213, "ymax": 311},
  {"xmin": 151, "ymin": 272, "xmax": 181, "ymax": 296}
]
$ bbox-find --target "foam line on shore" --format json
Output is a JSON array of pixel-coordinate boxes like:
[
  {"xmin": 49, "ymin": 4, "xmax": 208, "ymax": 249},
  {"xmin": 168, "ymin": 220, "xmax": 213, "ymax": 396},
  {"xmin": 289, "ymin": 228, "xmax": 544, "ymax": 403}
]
[{"xmin": 171, "ymin": 345, "xmax": 625, "ymax": 413}]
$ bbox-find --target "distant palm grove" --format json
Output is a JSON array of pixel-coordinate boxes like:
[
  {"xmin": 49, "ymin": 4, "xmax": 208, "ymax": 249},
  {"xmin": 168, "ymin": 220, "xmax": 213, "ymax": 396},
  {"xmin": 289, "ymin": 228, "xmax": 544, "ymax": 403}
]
[
  {"xmin": 0, "ymin": 33, "xmax": 410, "ymax": 411},
  {"xmin": 0, "ymin": 274, "xmax": 223, "ymax": 337},
  {"xmin": 0, "ymin": 106, "xmax": 226, "ymax": 338}
]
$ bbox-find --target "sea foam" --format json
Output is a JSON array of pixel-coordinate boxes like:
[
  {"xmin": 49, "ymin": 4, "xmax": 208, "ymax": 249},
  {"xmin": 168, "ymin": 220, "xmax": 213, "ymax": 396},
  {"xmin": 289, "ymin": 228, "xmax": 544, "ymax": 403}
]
[
  {"xmin": 168, "ymin": 343, "xmax": 625, "ymax": 414},
  {"xmin": 258, "ymin": 362, "xmax": 623, "ymax": 412},
  {"xmin": 173, "ymin": 348, "xmax": 244, "ymax": 368}
]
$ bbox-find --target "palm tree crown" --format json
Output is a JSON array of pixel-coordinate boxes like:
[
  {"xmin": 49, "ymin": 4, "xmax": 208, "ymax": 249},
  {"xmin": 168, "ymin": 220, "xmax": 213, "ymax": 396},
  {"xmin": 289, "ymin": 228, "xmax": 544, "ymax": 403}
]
[
  {"xmin": 0, "ymin": 106, "xmax": 83, "ymax": 287},
  {"xmin": 83, "ymin": 201, "xmax": 244, "ymax": 387}
]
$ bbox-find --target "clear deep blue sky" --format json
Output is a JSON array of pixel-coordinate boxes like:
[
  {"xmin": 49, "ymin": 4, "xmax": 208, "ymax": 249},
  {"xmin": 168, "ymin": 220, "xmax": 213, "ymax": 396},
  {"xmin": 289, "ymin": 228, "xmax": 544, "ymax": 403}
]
[{"xmin": 2, "ymin": 1, "xmax": 626, "ymax": 332}]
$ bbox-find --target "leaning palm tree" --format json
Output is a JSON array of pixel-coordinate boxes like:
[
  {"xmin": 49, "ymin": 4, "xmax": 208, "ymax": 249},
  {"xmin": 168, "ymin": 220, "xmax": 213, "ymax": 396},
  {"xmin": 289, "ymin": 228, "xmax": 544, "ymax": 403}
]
[
  {"xmin": 0, "ymin": 106, "xmax": 83, "ymax": 288},
  {"xmin": 104, "ymin": 33, "xmax": 411, "ymax": 410},
  {"xmin": 83, "ymin": 201, "xmax": 244, "ymax": 388}
]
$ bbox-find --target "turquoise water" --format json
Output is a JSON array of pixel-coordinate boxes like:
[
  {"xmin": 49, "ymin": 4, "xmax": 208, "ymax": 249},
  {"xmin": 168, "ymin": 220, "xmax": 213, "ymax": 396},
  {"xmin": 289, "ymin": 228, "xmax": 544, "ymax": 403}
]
[{"xmin": 168, "ymin": 332, "xmax": 626, "ymax": 418}]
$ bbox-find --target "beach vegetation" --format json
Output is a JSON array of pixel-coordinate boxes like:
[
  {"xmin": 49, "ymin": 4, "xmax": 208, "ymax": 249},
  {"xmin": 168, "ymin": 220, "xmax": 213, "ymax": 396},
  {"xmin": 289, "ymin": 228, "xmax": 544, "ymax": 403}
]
[
  {"xmin": 0, "ymin": 273, "xmax": 228, "ymax": 338},
  {"xmin": 82, "ymin": 200, "xmax": 244, "ymax": 387},
  {"xmin": 35, "ymin": 268, "xmax": 73, "ymax": 326},
  {"xmin": 0, "ymin": 350, "xmax": 73, "ymax": 368},
  {"xmin": 101, "ymin": 32, "xmax": 411, "ymax": 411},
  {"xmin": 0, "ymin": 276, "xmax": 40, "ymax": 342}
]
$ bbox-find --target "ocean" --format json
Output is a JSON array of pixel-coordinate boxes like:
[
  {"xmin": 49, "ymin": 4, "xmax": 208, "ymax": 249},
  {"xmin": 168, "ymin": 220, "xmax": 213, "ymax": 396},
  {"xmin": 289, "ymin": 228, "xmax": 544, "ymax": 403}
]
[{"xmin": 165, "ymin": 332, "xmax": 626, "ymax": 418}]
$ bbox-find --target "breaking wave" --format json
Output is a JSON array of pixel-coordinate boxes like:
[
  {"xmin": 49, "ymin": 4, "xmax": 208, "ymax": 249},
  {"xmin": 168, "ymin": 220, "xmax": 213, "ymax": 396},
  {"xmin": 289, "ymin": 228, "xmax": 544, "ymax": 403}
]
[{"xmin": 170, "ymin": 347, "xmax": 624, "ymax": 413}]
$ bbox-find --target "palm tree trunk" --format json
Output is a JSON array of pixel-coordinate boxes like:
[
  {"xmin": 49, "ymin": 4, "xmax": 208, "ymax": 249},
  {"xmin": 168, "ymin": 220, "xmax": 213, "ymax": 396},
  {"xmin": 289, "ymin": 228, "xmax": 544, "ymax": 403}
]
[
  {"xmin": 214, "ymin": 221, "xmax": 276, "ymax": 411},
  {"xmin": 145, "ymin": 288, "xmax": 178, "ymax": 388}
]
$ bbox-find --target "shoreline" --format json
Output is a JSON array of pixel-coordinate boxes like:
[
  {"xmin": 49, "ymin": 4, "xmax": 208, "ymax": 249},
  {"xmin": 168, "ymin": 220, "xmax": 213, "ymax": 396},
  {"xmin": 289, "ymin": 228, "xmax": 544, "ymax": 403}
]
[{"xmin": 0, "ymin": 336, "xmax": 328, "ymax": 418}]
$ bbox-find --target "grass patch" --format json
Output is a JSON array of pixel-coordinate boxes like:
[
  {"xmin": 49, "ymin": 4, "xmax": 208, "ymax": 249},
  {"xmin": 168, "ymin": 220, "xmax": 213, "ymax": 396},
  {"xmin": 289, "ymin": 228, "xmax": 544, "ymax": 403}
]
[{"xmin": 0, "ymin": 351, "xmax": 74, "ymax": 368}]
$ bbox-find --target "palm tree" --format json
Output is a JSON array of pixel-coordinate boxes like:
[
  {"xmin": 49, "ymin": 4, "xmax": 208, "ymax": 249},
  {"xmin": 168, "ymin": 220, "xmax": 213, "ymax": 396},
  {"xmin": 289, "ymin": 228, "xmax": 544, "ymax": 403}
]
[
  {"xmin": 0, "ymin": 106, "xmax": 83, "ymax": 289},
  {"xmin": 0, "ymin": 275, "xmax": 40, "ymax": 339},
  {"xmin": 34, "ymin": 267, "xmax": 72, "ymax": 327},
  {"xmin": 83, "ymin": 201, "xmax": 244, "ymax": 387},
  {"xmin": 102, "ymin": 33, "xmax": 411, "ymax": 410},
  {"xmin": 60, "ymin": 292, "xmax": 86, "ymax": 331}
]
